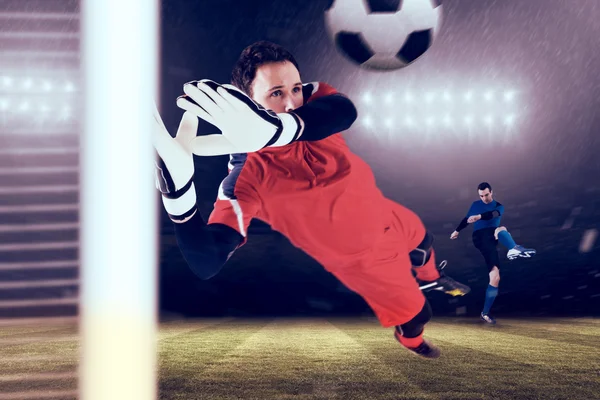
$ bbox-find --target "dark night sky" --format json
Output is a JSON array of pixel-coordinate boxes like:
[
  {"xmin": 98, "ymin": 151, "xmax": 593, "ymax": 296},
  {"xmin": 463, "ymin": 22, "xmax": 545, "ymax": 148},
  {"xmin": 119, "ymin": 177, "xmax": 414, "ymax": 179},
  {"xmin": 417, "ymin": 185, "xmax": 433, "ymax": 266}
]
[{"xmin": 157, "ymin": 0, "xmax": 600, "ymax": 319}]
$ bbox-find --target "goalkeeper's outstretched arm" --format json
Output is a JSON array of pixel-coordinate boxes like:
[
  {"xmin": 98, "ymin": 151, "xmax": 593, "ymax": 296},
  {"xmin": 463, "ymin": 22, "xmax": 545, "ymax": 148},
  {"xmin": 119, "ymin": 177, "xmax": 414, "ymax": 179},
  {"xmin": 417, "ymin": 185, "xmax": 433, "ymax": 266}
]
[
  {"xmin": 177, "ymin": 81, "xmax": 358, "ymax": 156},
  {"xmin": 153, "ymin": 107, "xmax": 243, "ymax": 280},
  {"xmin": 157, "ymin": 154, "xmax": 243, "ymax": 279},
  {"xmin": 292, "ymin": 93, "xmax": 357, "ymax": 142}
]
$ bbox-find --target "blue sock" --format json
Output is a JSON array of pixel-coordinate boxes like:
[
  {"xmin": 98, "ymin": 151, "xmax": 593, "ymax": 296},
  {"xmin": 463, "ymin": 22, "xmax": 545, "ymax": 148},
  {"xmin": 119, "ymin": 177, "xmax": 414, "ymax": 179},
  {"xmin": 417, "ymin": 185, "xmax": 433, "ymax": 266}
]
[
  {"xmin": 498, "ymin": 230, "xmax": 516, "ymax": 249},
  {"xmin": 482, "ymin": 284, "xmax": 499, "ymax": 315}
]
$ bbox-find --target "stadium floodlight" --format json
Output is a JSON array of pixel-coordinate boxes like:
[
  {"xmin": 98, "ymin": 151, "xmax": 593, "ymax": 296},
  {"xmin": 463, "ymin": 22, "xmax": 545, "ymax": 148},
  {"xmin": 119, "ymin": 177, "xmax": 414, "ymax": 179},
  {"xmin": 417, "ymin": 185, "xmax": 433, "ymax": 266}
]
[
  {"xmin": 504, "ymin": 90, "xmax": 515, "ymax": 102},
  {"xmin": 23, "ymin": 78, "xmax": 33, "ymax": 90},
  {"xmin": 61, "ymin": 105, "xmax": 72, "ymax": 120},
  {"xmin": 384, "ymin": 92, "xmax": 393, "ymax": 104},
  {"xmin": 504, "ymin": 114, "xmax": 516, "ymax": 126},
  {"xmin": 2, "ymin": 76, "xmax": 13, "ymax": 87},
  {"xmin": 354, "ymin": 84, "xmax": 521, "ymax": 140},
  {"xmin": 362, "ymin": 92, "xmax": 372, "ymax": 104}
]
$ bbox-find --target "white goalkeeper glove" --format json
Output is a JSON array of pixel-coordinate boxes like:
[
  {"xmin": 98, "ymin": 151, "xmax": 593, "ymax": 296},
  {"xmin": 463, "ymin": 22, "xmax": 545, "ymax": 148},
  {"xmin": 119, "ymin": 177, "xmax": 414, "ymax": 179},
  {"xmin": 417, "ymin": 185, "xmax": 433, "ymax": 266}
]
[
  {"xmin": 175, "ymin": 79, "xmax": 305, "ymax": 155},
  {"xmin": 152, "ymin": 102, "xmax": 198, "ymax": 222}
]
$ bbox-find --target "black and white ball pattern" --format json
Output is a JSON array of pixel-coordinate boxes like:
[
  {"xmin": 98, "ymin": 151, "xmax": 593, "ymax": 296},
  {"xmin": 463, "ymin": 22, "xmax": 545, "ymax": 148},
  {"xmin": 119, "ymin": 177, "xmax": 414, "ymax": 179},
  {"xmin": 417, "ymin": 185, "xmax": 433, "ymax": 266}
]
[{"xmin": 325, "ymin": 0, "xmax": 443, "ymax": 70}]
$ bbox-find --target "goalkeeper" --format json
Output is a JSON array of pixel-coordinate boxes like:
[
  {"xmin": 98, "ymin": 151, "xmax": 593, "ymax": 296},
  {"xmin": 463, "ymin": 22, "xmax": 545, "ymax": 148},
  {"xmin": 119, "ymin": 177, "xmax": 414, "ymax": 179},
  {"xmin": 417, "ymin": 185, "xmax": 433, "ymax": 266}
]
[{"xmin": 154, "ymin": 41, "xmax": 470, "ymax": 358}]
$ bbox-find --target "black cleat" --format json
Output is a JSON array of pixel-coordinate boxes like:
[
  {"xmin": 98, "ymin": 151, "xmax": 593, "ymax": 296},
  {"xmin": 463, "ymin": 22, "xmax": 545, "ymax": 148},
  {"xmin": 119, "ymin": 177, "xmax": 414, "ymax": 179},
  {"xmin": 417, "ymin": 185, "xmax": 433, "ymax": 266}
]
[
  {"xmin": 394, "ymin": 330, "xmax": 441, "ymax": 359},
  {"xmin": 418, "ymin": 260, "xmax": 471, "ymax": 296}
]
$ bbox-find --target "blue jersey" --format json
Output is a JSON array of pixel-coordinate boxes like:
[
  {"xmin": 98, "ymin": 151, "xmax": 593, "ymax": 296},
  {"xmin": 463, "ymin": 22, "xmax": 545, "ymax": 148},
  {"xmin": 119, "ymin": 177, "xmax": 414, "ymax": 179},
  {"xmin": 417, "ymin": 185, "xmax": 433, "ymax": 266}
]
[{"xmin": 465, "ymin": 200, "xmax": 504, "ymax": 231}]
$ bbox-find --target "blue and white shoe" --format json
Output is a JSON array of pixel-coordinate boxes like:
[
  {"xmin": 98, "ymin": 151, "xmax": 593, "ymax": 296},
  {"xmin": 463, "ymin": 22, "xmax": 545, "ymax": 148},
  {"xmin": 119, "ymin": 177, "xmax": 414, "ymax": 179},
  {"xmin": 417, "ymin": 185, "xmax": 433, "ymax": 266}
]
[
  {"xmin": 507, "ymin": 245, "xmax": 536, "ymax": 260},
  {"xmin": 480, "ymin": 313, "xmax": 496, "ymax": 325}
]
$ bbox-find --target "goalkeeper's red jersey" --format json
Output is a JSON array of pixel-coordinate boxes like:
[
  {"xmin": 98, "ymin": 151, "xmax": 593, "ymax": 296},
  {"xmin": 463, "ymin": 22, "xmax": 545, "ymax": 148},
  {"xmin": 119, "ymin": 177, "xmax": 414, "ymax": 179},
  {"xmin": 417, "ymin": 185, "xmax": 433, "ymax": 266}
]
[{"xmin": 208, "ymin": 82, "xmax": 391, "ymax": 270}]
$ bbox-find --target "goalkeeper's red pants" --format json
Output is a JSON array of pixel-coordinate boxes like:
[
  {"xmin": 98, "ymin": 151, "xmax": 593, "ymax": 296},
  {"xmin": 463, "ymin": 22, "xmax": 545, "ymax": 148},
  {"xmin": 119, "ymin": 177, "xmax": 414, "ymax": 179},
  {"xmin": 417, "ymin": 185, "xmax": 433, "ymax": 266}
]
[{"xmin": 325, "ymin": 199, "xmax": 440, "ymax": 328}]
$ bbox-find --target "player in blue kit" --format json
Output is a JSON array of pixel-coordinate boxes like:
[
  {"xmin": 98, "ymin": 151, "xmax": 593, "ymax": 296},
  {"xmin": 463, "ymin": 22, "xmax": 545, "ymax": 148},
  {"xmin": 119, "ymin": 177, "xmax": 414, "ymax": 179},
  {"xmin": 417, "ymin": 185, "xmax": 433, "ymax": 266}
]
[{"xmin": 450, "ymin": 182, "xmax": 536, "ymax": 324}]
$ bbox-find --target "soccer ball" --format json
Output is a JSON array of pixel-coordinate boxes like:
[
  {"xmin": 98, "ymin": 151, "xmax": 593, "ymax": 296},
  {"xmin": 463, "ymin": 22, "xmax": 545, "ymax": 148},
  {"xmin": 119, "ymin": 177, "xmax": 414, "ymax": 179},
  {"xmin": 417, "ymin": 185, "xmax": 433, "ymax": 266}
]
[{"xmin": 325, "ymin": 0, "xmax": 443, "ymax": 70}]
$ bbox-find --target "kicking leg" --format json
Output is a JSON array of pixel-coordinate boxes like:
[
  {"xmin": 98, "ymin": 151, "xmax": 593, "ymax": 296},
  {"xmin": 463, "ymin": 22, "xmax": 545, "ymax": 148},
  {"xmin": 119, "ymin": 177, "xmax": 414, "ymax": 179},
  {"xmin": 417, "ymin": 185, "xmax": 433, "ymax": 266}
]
[{"xmin": 496, "ymin": 227, "xmax": 536, "ymax": 260}]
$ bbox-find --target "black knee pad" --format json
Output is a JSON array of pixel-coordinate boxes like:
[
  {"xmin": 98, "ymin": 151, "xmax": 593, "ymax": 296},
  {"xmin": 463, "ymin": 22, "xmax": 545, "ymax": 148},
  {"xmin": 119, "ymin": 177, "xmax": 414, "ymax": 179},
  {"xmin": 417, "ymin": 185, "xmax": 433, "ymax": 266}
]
[
  {"xmin": 410, "ymin": 231, "xmax": 434, "ymax": 267},
  {"xmin": 396, "ymin": 300, "xmax": 433, "ymax": 338}
]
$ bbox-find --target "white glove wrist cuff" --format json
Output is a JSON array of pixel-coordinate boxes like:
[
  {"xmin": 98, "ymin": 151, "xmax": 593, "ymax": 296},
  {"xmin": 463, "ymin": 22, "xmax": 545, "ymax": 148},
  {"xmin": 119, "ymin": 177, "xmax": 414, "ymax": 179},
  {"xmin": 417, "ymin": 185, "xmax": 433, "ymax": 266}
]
[
  {"xmin": 162, "ymin": 182, "xmax": 197, "ymax": 217},
  {"xmin": 270, "ymin": 113, "xmax": 302, "ymax": 147}
]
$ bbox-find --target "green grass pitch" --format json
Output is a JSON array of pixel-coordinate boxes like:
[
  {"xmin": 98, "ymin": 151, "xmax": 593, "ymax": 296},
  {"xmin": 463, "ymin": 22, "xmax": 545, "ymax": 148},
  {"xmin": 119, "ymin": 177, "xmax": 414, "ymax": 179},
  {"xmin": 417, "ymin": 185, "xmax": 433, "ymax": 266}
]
[{"xmin": 1, "ymin": 317, "xmax": 598, "ymax": 399}]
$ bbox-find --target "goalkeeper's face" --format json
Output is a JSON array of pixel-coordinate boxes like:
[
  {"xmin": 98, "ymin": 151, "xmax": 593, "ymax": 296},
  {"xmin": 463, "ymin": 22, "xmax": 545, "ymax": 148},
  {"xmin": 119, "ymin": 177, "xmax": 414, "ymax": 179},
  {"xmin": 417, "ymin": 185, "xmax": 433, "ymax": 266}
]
[{"xmin": 250, "ymin": 61, "xmax": 304, "ymax": 114}]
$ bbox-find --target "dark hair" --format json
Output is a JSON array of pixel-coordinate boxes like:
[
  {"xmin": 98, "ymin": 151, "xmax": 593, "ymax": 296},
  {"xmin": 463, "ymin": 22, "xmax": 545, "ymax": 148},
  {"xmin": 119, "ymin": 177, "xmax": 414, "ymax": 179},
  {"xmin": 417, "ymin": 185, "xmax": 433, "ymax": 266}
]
[
  {"xmin": 477, "ymin": 182, "xmax": 492, "ymax": 191},
  {"xmin": 231, "ymin": 41, "xmax": 300, "ymax": 96}
]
